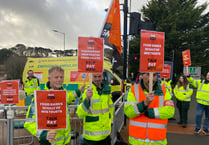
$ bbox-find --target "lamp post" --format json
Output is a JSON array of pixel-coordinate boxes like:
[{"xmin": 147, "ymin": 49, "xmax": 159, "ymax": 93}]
[{"xmin": 53, "ymin": 29, "xmax": 65, "ymax": 56}]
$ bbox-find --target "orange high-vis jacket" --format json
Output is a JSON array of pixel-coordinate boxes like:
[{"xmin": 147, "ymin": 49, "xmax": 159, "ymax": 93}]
[{"xmin": 129, "ymin": 84, "xmax": 167, "ymax": 141}]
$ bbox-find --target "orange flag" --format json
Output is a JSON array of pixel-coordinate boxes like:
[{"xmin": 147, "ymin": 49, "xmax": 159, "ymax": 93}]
[{"xmin": 100, "ymin": 0, "xmax": 121, "ymax": 72}]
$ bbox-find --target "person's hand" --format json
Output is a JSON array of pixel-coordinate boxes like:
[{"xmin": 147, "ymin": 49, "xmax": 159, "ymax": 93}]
[
  {"xmin": 144, "ymin": 91, "xmax": 154, "ymax": 106},
  {"xmin": 186, "ymin": 72, "xmax": 190, "ymax": 77},
  {"xmin": 86, "ymin": 88, "xmax": 93, "ymax": 102},
  {"xmin": 46, "ymin": 130, "xmax": 57, "ymax": 141},
  {"xmin": 79, "ymin": 84, "xmax": 85, "ymax": 92}
]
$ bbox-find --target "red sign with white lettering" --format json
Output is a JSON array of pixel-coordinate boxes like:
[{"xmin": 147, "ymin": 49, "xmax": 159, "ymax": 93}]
[
  {"xmin": 35, "ymin": 90, "xmax": 67, "ymax": 130},
  {"xmin": 160, "ymin": 65, "xmax": 171, "ymax": 79},
  {"xmin": 78, "ymin": 37, "xmax": 104, "ymax": 73},
  {"xmin": 182, "ymin": 50, "xmax": 191, "ymax": 66},
  {"xmin": 140, "ymin": 30, "xmax": 164, "ymax": 72},
  {"xmin": 0, "ymin": 80, "xmax": 19, "ymax": 104}
]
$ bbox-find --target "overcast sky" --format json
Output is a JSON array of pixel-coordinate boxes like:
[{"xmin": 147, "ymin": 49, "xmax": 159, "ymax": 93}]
[{"xmin": 0, "ymin": 0, "xmax": 208, "ymax": 50}]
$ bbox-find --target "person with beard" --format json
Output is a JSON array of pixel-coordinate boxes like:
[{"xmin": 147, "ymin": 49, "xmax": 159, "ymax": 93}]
[
  {"xmin": 24, "ymin": 66, "xmax": 85, "ymax": 145},
  {"xmin": 77, "ymin": 73, "xmax": 114, "ymax": 145},
  {"xmin": 124, "ymin": 72, "xmax": 175, "ymax": 145}
]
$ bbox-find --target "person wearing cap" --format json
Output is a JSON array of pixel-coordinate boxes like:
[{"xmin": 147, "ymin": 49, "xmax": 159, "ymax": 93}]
[
  {"xmin": 186, "ymin": 72, "xmax": 209, "ymax": 135},
  {"xmin": 124, "ymin": 72, "xmax": 175, "ymax": 145}
]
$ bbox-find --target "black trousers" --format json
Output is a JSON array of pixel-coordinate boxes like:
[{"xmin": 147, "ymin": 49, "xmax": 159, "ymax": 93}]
[
  {"xmin": 176, "ymin": 100, "xmax": 190, "ymax": 124},
  {"xmin": 83, "ymin": 136, "xmax": 111, "ymax": 145}
]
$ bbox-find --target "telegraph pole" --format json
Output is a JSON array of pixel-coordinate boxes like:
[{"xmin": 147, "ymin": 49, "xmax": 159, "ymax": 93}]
[{"xmin": 123, "ymin": 0, "xmax": 128, "ymax": 91}]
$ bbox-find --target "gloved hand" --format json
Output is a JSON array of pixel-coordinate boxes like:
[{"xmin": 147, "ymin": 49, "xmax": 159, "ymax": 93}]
[{"xmin": 144, "ymin": 108, "xmax": 155, "ymax": 118}]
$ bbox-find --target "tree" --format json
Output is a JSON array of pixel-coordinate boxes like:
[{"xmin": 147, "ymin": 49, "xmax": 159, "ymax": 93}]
[
  {"xmin": 4, "ymin": 56, "xmax": 27, "ymax": 80},
  {"xmin": 0, "ymin": 49, "xmax": 13, "ymax": 64},
  {"xmin": 140, "ymin": 0, "xmax": 209, "ymax": 77}
]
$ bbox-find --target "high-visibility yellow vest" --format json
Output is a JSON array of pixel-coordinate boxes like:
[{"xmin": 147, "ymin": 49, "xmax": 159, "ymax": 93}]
[
  {"xmin": 77, "ymin": 82, "xmax": 114, "ymax": 141},
  {"xmin": 174, "ymin": 85, "xmax": 193, "ymax": 101},
  {"xmin": 187, "ymin": 77, "xmax": 209, "ymax": 105},
  {"xmin": 24, "ymin": 77, "xmax": 39, "ymax": 96}
]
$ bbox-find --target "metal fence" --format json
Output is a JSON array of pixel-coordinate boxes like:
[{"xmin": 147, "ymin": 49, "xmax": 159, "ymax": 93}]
[{"xmin": 0, "ymin": 94, "xmax": 125, "ymax": 145}]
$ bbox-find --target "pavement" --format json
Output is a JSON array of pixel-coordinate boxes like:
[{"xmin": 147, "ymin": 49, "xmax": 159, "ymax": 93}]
[{"xmin": 120, "ymin": 88, "xmax": 209, "ymax": 145}]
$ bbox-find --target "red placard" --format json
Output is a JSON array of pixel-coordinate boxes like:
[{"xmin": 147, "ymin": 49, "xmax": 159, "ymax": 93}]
[
  {"xmin": 35, "ymin": 90, "xmax": 67, "ymax": 130},
  {"xmin": 0, "ymin": 80, "xmax": 19, "ymax": 104},
  {"xmin": 182, "ymin": 50, "xmax": 191, "ymax": 66},
  {"xmin": 160, "ymin": 65, "xmax": 171, "ymax": 79},
  {"xmin": 78, "ymin": 37, "xmax": 104, "ymax": 73},
  {"xmin": 140, "ymin": 30, "xmax": 164, "ymax": 72}
]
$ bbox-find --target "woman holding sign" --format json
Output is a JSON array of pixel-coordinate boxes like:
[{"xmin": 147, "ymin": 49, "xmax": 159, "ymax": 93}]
[{"xmin": 174, "ymin": 75, "xmax": 193, "ymax": 128}]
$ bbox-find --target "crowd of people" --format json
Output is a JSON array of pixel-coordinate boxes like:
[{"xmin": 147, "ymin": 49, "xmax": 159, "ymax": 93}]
[{"xmin": 21, "ymin": 67, "xmax": 209, "ymax": 145}]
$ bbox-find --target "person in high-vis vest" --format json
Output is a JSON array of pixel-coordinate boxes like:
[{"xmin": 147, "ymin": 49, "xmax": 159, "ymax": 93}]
[
  {"xmin": 186, "ymin": 72, "xmax": 209, "ymax": 135},
  {"xmin": 77, "ymin": 73, "xmax": 114, "ymax": 145},
  {"xmin": 161, "ymin": 78, "xmax": 172, "ymax": 95},
  {"xmin": 124, "ymin": 72, "xmax": 175, "ymax": 145},
  {"xmin": 24, "ymin": 66, "xmax": 85, "ymax": 145},
  {"xmin": 174, "ymin": 75, "xmax": 193, "ymax": 128},
  {"xmin": 24, "ymin": 70, "xmax": 40, "ymax": 96}
]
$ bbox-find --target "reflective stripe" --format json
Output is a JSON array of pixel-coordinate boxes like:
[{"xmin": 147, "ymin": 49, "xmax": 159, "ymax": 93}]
[
  {"xmin": 185, "ymin": 94, "xmax": 190, "ymax": 101},
  {"xmin": 134, "ymin": 84, "xmax": 139, "ymax": 102},
  {"xmin": 90, "ymin": 108, "xmax": 109, "ymax": 114},
  {"xmin": 65, "ymin": 133, "xmax": 71, "ymax": 141},
  {"xmin": 130, "ymin": 136, "xmax": 165, "ymax": 143},
  {"xmin": 55, "ymin": 136, "xmax": 63, "ymax": 142},
  {"xmin": 197, "ymin": 98, "xmax": 209, "ymax": 103},
  {"xmin": 84, "ymin": 130, "xmax": 110, "ymax": 136},
  {"xmin": 200, "ymin": 80, "xmax": 205, "ymax": 90},
  {"xmin": 109, "ymin": 104, "xmax": 114, "ymax": 108},
  {"xmin": 133, "ymin": 104, "xmax": 140, "ymax": 115},
  {"xmin": 159, "ymin": 96, "xmax": 164, "ymax": 107},
  {"xmin": 93, "ymin": 99, "xmax": 100, "ymax": 103},
  {"xmin": 82, "ymin": 103, "xmax": 88, "ymax": 112},
  {"xmin": 36, "ymin": 130, "xmax": 43, "ymax": 138},
  {"xmin": 154, "ymin": 108, "xmax": 159, "ymax": 118},
  {"xmin": 198, "ymin": 90, "xmax": 209, "ymax": 94},
  {"xmin": 26, "ymin": 118, "xmax": 35, "ymax": 123},
  {"xmin": 73, "ymin": 91, "xmax": 78, "ymax": 98},
  {"xmin": 124, "ymin": 101, "xmax": 136, "ymax": 106},
  {"xmin": 130, "ymin": 120, "xmax": 167, "ymax": 129}
]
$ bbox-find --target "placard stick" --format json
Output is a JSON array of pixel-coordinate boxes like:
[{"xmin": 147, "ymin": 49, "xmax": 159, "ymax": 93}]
[
  {"xmin": 89, "ymin": 73, "xmax": 92, "ymax": 88},
  {"xmin": 51, "ymin": 140, "xmax": 55, "ymax": 145},
  {"xmin": 186, "ymin": 66, "xmax": 189, "ymax": 74},
  {"xmin": 149, "ymin": 72, "xmax": 153, "ymax": 92}
]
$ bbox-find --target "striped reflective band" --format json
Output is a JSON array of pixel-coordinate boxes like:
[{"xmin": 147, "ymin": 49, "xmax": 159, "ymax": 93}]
[
  {"xmin": 134, "ymin": 84, "xmax": 139, "ymax": 102},
  {"xmin": 55, "ymin": 136, "xmax": 63, "ymax": 142},
  {"xmin": 65, "ymin": 133, "xmax": 71, "ymax": 140},
  {"xmin": 82, "ymin": 103, "xmax": 88, "ymax": 112},
  {"xmin": 73, "ymin": 91, "xmax": 78, "ymax": 98},
  {"xmin": 153, "ymin": 108, "xmax": 160, "ymax": 118},
  {"xmin": 159, "ymin": 96, "xmax": 164, "ymax": 107},
  {"xmin": 197, "ymin": 98, "xmax": 209, "ymax": 103},
  {"xmin": 185, "ymin": 94, "xmax": 190, "ymax": 101},
  {"xmin": 90, "ymin": 108, "xmax": 109, "ymax": 114},
  {"xmin": 130, "ymin": 136, "xmax": 165, "ymax": 143},
  {"xmin": 200, "ymin": 80, "xmax": 205, "ymax": 90},
  {"xmin": 199, "ymin": 90, "xmax": 209, "ymax": 94},
  {"xmin": 84, "ymin": 130, "xmax": 110, "ymax": 136},
  {"xmin": 36, "ymin": 130, "xmax": 43, "ymax": 138},
  {"xmin": 124, "ymin": 101, "xmax": 136, "ymax": 106},
  {"xmin": 109, "ymin": 104, "xmax": 114, "ymax": 108},
  {"xmin": 130, "ymin": 120, "xmax": 167, "ymax": 129},
  {"xmin": 26, "ymin": 118, "xmax": 35, "ymax": 123},
  {"xmin": 175, "ymin": 89, "xmax": 187, "ymax": 92}
]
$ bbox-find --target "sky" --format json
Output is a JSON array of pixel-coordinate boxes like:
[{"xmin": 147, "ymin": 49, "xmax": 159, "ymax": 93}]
[{"xmin": 0, "ymin": 0, "xmax": 208, "ymax": 50}]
